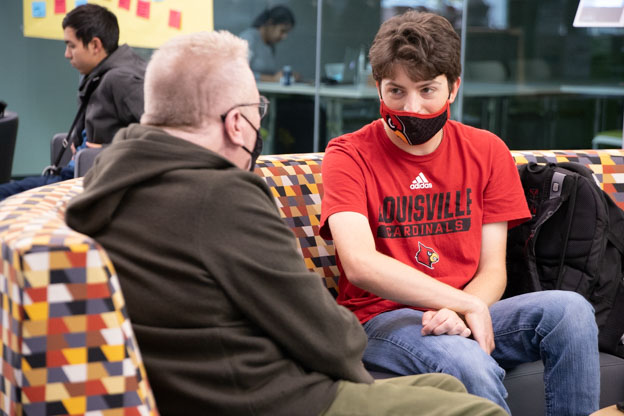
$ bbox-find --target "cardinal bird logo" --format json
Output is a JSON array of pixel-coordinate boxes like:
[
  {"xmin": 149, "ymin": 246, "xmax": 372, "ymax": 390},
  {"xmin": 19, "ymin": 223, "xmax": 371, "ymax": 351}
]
[
  {"xmin": 415, "ymin": 242, "xmax": 439, "ymax": 269},
  {"xmin": 385, "ymin": 112, "xmax": 410, "ymax": 144}
]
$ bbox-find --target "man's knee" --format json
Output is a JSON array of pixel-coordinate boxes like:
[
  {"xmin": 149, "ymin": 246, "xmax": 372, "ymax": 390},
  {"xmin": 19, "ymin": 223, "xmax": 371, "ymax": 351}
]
[
  {"xmin": 448, "ymin": 355, "xmax": 505, "ymax": 389},
  {"xmin": 381, "ymin": 373, "xmax": 467, "ymax": 393},
  {"xmin": 544, "ymin": 291, "xmax": 596, "ymax": 329},
  {"xmin": 423, "ymin": 373, "xmax": 467, "ymax": 393},
  {"xmin": 558, "ymin": 290, "xmax": 595, "ymax": 316},
  {"xmin": 324, "ymin": 377, "xmax": 506, "ymax": 416}
]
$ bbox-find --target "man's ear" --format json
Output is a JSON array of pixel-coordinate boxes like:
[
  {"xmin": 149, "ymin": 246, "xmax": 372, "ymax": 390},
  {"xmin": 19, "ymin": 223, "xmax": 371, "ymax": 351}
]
[
  {"xmin": 222, "ymin": 110, "xmax": 246, "ymax": 147},
  {"xmin": 449, "ymin": 77, "xmax": 462, "ymax": 103},
  {"xmin": 89, "ymin": 37, "xmax": 105, "ymax": 56}
]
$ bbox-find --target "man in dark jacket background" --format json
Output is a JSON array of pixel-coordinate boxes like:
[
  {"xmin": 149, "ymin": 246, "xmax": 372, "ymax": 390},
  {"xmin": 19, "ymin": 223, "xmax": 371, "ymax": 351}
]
[
  {"xmin": 0, "ymin": 4, "xmax": 145, "ymax": 200},
  {"xmin": 65, "ymin": 30, "xmax": 505, "ymax": 416}
]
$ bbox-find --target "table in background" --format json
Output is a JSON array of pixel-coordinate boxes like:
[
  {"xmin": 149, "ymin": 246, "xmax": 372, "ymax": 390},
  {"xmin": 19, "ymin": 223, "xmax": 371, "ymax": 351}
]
[
  {"xmin": 258, "ymin": 81, "xmax": 624, "ymax": 152},
  {"xmin": 258, "ymin": 82, "xmax": 377, "ymax": 153}
]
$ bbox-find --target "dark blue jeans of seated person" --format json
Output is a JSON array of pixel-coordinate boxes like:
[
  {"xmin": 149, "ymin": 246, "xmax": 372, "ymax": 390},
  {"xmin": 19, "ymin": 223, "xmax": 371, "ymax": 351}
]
[{"xmin": 0, "ymin": 166, "xmax": 74, "ymax": 201}]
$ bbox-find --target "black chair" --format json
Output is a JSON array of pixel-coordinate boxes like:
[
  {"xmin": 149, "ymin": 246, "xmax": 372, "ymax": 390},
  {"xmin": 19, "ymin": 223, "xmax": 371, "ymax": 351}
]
[{"xmin": 0, "ymin": 107, "xmax": 18, "ymax": 184}]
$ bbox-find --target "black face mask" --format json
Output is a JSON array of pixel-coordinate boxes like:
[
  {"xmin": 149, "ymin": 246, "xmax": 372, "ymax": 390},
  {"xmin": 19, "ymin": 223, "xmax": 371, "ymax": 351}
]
[
  {"xmin": 379, "ymin": 99, "xmax": 450, "ymax": 146},
  {"xmin": 240, "ymin": 114, "xmax": 263, "ymax": 172}
]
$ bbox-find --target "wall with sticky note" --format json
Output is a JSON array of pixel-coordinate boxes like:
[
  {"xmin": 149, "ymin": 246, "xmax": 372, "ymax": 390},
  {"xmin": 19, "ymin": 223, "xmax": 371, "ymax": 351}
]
[
  {"xmin": 2, "ymin": 0, "xmax": 326, "ymax": 176},
  {"xmin": 0, "ymin": 1, "xmax": 152, "ymax": 177},
  {"xmin": 23, "ymin": 0, "xmax": 213, "ymax": 49}
]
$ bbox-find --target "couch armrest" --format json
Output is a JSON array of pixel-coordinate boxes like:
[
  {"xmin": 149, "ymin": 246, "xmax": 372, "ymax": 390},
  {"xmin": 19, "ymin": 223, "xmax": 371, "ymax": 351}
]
[{"xmin": 0, "ymin": 180, "xmax": 158, "ymax": 415}]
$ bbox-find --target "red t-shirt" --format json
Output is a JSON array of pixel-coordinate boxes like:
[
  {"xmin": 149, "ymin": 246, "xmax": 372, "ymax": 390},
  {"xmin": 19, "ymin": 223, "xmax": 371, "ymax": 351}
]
[{"xmin": 320, "ymin": 119, "xmax": 530, "ymax": 323}]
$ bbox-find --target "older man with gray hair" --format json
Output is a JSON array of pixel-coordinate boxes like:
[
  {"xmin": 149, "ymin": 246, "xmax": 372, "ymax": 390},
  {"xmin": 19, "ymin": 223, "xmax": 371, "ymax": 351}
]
[{"xmin": 65, "ymin": 31, "xmax": 505, "ymax": 416}]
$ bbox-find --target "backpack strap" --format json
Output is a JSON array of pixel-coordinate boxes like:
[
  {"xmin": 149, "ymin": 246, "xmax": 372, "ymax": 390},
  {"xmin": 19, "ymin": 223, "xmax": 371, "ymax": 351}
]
[
  {"xmin": 519, "ymin": 162, "xmax": 561, "ymax": 292},
  {"xmin": 42, "ymin": 75, "xmax": 101, "ymax": 176},
  {"xmin": 555, "ymin": 171, "xmax": 577, "ymax": 289}
]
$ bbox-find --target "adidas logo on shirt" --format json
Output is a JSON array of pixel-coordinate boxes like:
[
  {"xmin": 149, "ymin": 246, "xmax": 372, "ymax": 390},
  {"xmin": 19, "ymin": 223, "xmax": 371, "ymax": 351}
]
[{"xmin": 410, "ymin": 173, "xmax": 433, "ymax": 190}]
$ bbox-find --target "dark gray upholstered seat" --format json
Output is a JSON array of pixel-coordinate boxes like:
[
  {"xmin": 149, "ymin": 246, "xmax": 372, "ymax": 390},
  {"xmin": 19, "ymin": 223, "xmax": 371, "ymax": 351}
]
[
  {"xmin": 74, "ymin": 147, "xmax": 104, "ymax": 177},
  {"xmin": 51, "ymin": 133, "xmax": 104, "ymax": 177},
  {"xmin": 50, "ymin": 132, "xmax": 73, "ymax": 169}
]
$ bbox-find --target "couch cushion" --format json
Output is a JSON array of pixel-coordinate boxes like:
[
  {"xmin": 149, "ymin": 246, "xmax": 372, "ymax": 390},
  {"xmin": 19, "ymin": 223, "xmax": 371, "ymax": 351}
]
[
  {"xmin": 0, "ymin": 179, "xmax": 158, "ymax": 415},
  {"xmin": 256, "ymin": 153, "xmax": 339, "ymax": 295}
]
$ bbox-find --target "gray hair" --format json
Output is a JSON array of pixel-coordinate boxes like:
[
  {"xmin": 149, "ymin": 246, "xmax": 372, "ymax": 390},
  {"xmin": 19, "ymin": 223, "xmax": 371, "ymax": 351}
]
[{"xmin": 141, "ymin": 30, "xmax": 249, "ymax": 128}]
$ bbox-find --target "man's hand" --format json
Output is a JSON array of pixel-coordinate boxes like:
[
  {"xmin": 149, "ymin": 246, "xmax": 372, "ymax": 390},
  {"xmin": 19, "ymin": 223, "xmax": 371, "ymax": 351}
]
[
  {"xmin": 421, "ymin": 308, "xmax": 471, "ymax": 337},
  {"xmin": 422, "ymin": 301, "xmax": 495, "ymax": 355},
  {"xmin": 463, "ymin": 301, "xmax": 495, "ymax": 354}
]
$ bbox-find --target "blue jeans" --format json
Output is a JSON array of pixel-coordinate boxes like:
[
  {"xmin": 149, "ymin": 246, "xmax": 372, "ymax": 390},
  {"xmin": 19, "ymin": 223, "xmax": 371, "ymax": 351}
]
[
  {"xmin": 0, "ymin": 167, "xmax": 74, "ymax": 201},
  {"xmin": 362, "ymin": 291, "xmax": 600, "ymax": 415}
]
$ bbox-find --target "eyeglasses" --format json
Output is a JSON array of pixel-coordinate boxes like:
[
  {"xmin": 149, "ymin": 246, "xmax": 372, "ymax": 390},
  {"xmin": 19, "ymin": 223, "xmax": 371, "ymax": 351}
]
[{"xmin": 220, "ymin": 95, "xmax": 270, "ymax": 121}]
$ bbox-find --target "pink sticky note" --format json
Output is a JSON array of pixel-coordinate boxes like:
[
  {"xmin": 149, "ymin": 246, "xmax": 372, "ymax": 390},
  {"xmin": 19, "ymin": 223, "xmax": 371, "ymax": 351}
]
[
  {"xmin": 137, "ymin": 0, "xmax": 150, "ymax": 18},
  {"xmin": 168, "ymin": 10, "xmax": 181, "ymax": 29},
  {"xmin": 54, "ymin": 0, "xmax": 66, "ymax": 14},
  {"xmin": 118, "ymin": 0, "xmax": 130, "ymax": 10}
]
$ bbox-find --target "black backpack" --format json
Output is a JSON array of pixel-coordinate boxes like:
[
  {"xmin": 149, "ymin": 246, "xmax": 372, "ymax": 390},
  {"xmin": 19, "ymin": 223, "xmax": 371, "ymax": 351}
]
[{"xmin": 505, "ymin": 161, "xmax": 624, "ymax": 358}]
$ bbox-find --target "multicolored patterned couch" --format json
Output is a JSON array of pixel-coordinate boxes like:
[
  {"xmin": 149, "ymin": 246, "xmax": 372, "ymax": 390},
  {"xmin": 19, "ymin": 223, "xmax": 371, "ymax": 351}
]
[
  {"xmin": 0, "ymin": 180, "xmax": 158, "ymax": 415},
  {"xmin": 0, "ymin": 149, "xmax": 622, "ymax": 415}
]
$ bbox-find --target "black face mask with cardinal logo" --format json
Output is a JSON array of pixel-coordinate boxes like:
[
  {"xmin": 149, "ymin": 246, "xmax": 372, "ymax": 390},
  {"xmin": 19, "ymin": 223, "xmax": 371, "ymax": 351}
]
[{"xmin": 379, "ymin": 99, "xmax": 450, "ymax": 146}]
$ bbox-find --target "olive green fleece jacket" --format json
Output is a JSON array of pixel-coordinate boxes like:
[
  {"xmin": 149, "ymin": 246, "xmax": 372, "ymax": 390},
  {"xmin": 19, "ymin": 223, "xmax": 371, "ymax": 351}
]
[{"xmin": 66, "ymin": 124, "xmax": 373, "ymax": 416}]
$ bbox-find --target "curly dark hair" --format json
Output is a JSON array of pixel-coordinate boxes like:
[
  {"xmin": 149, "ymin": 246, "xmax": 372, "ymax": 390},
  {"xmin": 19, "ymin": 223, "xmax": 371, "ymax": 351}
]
[{"xmin": 369, "ymin": 11, "xmax": 461, "ymax": 90}]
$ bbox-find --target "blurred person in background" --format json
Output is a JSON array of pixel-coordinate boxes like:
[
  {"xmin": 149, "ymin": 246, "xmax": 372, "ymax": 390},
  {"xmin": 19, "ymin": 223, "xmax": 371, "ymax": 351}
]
[{"xmin": 239, "ymin": 5, "xmax": 295, "ymax": 82}]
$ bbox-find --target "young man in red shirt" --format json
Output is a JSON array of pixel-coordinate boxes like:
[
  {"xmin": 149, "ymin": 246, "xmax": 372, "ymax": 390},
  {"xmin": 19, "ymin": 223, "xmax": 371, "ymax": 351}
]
[{"xmin": 321, "ymin": 10, "xmax": 599, "ymax": 415}]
